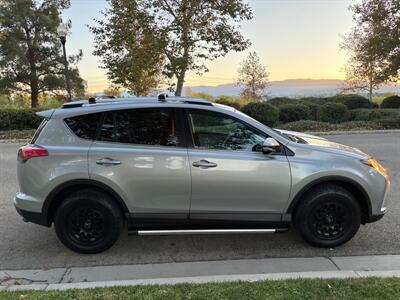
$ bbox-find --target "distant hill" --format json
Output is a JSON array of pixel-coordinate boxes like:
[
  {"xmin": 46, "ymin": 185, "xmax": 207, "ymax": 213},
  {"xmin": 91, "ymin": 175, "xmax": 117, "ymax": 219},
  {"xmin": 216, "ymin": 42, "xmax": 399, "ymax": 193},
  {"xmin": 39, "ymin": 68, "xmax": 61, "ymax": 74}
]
[{"xmin": 188, "ymin": 79, "xmax": 400, "ymax": 97}]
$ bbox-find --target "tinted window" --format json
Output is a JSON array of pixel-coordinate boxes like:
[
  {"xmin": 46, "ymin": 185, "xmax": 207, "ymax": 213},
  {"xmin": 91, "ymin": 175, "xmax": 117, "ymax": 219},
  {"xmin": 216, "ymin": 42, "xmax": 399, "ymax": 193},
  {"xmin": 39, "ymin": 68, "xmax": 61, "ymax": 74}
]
[
  {"xmin": 98, "ymin": 108, "xmax": 181, "ymax": 147},
  {"xmin": 31, "ymin": 119, "xmax": 48, "ymax": 144},
  {"xmin": 65, "ymin": 113, "xmax": 102, "ymax": 140},
  {"xmin": 188, "ymin": 110, "xmax": 266, "ymax": 151}
]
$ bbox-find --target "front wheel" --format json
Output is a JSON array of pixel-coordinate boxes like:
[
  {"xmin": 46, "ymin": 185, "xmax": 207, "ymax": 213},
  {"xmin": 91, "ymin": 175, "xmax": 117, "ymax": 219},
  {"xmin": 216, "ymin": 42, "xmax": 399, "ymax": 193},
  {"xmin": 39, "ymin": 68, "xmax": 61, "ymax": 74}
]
[
  {"xmin": 294, "ymin": 184, "xmax": 361, "ymax": 248},
  {"xmin": 54, "ymin": 189, "xmax": 123, "ymax": 254}
]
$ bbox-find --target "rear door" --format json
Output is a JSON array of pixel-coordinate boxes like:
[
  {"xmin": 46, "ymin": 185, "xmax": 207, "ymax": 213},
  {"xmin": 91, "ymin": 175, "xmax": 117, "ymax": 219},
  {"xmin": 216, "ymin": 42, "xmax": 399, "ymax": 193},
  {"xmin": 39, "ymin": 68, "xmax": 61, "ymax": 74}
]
[
  {"xmin": 185, "ymin": 108, "xmax": 291, "ymax": 225},
  {"xmin": 88, "ymin": 107, "xmax": 191, "ymax": 226}
]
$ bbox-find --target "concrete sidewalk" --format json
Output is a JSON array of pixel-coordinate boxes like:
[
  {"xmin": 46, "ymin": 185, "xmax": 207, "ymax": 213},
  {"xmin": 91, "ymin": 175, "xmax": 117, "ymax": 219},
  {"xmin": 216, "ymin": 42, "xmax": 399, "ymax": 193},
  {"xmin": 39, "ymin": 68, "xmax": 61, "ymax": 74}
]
[{"xmin": 1, "ymin": 254, "xmax": 400, "ymax": 291}]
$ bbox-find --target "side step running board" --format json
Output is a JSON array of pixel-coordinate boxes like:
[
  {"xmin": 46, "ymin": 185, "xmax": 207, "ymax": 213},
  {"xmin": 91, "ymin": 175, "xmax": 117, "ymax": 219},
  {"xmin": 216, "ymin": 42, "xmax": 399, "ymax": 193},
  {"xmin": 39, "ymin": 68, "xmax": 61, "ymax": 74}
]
[{"xmin": 129, "ymin": 229, "xmax": 288, "ymax": 236}]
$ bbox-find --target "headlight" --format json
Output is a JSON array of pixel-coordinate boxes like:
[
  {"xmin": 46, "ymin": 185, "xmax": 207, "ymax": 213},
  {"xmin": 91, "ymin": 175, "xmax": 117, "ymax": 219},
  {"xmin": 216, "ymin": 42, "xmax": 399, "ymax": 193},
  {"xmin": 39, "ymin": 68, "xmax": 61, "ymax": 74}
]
[{"xmin": 361, "ymin": 157, "xmax": 389, "ymax": 180}]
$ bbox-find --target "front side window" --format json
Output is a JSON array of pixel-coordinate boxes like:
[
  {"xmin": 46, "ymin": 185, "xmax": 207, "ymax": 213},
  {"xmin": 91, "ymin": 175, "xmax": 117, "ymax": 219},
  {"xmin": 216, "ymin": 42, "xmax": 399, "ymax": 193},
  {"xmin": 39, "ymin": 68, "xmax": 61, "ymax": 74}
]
[
  {"xmin": 98, "ymin": 108, "xmax": 181, "ymax": 147},
  {"xmin": 188, "ymin": 110, "xmax": 267, "ymax": 151}
]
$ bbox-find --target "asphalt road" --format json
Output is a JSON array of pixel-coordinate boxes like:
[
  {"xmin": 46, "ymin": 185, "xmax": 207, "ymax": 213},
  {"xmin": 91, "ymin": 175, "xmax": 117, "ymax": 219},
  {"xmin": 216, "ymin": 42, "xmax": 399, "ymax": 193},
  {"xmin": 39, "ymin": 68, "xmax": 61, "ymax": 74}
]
[{"xmin": 0, "ymin": 133, "xmax": 399, "ymax": 270}]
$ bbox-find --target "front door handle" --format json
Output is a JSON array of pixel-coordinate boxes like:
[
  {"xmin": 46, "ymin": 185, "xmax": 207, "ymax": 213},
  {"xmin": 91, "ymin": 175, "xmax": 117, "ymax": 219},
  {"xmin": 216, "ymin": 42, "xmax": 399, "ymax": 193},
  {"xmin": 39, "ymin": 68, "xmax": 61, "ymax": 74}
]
[
  {"xmin": 96, "ymin": 157, "xmax": 121, "ymax": 166},
  {"xmin": 192, "ymin": 160, "xmax": 218, "ymax": 169}
]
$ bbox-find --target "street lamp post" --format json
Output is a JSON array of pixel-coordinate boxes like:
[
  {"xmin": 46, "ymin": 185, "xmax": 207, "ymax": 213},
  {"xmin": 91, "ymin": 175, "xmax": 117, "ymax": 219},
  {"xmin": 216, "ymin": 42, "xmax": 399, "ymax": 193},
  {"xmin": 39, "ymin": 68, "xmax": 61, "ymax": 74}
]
[{"xmin": 57, "ymin": 23, "xmax": 72, "ymax": 102}]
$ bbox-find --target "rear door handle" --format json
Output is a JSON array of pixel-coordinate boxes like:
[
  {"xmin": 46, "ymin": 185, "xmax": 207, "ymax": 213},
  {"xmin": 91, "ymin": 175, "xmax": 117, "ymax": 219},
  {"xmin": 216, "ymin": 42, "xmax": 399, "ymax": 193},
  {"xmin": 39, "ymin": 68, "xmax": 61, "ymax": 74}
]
[
  {"xmin": 96, "ymin": 157, "xmax": 121, "ymax": 166},
  {"xmin": 192, "ymin": 160, "xmax": 218, "ymax": 169}
]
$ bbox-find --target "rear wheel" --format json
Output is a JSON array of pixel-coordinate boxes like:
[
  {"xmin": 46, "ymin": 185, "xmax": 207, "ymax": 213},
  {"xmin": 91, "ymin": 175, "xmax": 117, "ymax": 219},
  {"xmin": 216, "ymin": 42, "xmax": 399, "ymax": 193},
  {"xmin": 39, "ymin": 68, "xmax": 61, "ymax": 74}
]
[
  {"xmin": 54, "ymin": 189, "xmax": 122, "ymax": 254},
  {"xmin": 294, "ymin": 184, "xmax": 361, "ymax": 248}
]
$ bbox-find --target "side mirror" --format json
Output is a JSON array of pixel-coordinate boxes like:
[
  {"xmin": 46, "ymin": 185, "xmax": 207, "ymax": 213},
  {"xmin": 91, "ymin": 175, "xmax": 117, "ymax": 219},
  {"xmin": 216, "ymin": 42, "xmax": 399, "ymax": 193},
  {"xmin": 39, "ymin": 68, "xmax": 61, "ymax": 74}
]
[{"xmin": 262, "ymin": 137, "xmax": 280, "ymax": 155}]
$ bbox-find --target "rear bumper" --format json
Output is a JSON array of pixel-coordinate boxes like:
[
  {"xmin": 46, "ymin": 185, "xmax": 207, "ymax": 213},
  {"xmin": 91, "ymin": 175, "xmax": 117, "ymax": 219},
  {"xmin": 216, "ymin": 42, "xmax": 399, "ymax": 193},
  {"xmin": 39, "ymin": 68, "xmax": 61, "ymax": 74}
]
[
  {"xmin": 14, "ymin": 192, "xmax": 49, "ymax": 226},
  {"xmin": 14, "ymin": 205, "xmax": 49, "ymax": 227}
]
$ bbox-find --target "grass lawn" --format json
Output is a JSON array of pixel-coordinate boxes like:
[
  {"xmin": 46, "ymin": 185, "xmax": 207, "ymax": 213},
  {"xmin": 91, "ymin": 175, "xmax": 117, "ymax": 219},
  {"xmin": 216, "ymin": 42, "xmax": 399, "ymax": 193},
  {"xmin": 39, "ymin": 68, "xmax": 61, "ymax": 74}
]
[{"xmin": 1, "ymin": 277, "xmax": 399, "ymax": 300}]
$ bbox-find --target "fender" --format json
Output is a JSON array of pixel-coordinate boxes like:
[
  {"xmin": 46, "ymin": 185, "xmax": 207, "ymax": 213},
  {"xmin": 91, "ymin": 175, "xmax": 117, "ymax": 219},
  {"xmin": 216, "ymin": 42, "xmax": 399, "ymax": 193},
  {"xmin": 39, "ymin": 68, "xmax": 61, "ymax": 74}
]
[
  {"xmin": 42, "ymin": 179, "xmax": 130, "ymax": 226},
  {"xmin": 286, "ymin": 175, "xmax": 372, "ymax": 219}
]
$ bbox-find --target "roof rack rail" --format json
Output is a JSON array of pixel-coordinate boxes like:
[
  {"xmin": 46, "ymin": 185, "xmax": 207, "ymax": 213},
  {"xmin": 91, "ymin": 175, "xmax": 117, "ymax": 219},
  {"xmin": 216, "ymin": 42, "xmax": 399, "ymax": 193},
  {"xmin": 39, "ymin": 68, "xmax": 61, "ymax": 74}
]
[{"xmin": 158, "ymin": 93, "xmax": 168, "ymax": 101}]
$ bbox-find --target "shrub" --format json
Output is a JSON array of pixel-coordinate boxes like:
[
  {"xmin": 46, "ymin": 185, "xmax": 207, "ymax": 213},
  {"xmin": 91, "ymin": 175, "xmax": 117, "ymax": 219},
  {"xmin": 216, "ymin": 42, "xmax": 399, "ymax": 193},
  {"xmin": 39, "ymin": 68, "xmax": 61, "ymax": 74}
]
[
  {"xmin": 0, "ymin": 108, "xmax": 42, "ymax": 130},
  {"xmin": 268, "ymin": 97, "xmax": 298, "ymax": 107},
  {"xmin": 375, "ymin": 118, "xmax": 400, "ymax": 129},
  {"xmin": 318, "ymin": 102, "xmax": 350, "ymax": 123},
  {"xmin": 299, "ymin": 97, "xmax": 328, "ymax": 106},
  {"xmin": 329, "ymin": 94, "xmax": 371, "ymax": 109},
  {"xmin": 300, "ymin": 103, "xmax": 319, "ymax": 120},
  {"xmin": 241, "ymin": 102, "xmax": 279, "ymax": 127},
  {"xmin": 279, "ymin": 119, "xmax": 400, "ymax": 132},
  {"xmin": 279, "ymin": 120, "xmax": 333, "ymax": 132},
  {"xmin": 371, "ymin": 102, "xmax": 379, "ymax": 109},
  {"xmin": 381, "ymin": 95, "xmax": 400, "ymax": 108},
  {"xmin": 215, "ymin": 98, "xmax": 242, "ymax": 110},
  {"xmin": 279, "ymin": 104, "xmax": 310, "ymax": 123},
  {"xmin": 350, "ymin": 109, "xmax": 400, "ymax": 121}
]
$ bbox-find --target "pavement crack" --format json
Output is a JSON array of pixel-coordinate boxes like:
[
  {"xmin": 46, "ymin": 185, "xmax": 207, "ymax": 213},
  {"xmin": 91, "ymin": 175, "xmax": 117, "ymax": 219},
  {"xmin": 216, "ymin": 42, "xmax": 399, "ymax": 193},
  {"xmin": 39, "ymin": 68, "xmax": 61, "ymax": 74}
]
[
  {"xmin": 327, "ymin": 257, "xmax": 341, "ymax": 270},
  {"xmin": 1, "ymin": 272, "xmax": 47, "ymax": 287},
  {"xmin": 59, "ymin": 268, "xmax": 70, "ymax": 284}
]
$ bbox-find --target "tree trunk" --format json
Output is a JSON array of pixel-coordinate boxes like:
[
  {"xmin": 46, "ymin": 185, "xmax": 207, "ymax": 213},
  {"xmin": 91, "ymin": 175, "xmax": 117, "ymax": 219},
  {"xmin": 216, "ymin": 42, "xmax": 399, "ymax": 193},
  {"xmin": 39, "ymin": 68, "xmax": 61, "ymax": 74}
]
[
  {"xmin": 26, "ymin": 28, "xmax": 39, "ymax": 108},
  {"xmin": 29, "ymin": 61, "xmax": 39, "ymax": 108},
  {"xmin": 368, "ymin": 79, "xmax": 373, "ymax": 103},
  {"xmin": 31, "ymin": 87, "xmax": 39, "ymax": 108},
  {"xmin": 175, "ymin": 72, "xmax": 185, "ymax": 96}
]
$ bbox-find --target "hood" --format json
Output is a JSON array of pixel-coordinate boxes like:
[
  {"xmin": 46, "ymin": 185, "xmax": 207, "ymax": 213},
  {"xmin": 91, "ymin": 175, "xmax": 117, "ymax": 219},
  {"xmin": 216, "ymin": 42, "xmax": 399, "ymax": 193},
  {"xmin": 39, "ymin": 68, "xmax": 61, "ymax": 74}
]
[{"xmin": 275, "ymin": 128, "xmax": 369, "ymax": 159}]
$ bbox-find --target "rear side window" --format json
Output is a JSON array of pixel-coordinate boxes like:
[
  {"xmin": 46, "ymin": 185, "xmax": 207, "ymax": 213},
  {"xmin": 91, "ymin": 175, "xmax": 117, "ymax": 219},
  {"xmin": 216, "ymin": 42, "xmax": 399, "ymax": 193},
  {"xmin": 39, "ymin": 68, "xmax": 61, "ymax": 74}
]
[
  {"xmin": 98, "ymin": 108, "xmax": 181, "ymax": 147},
  {"xmin": 64, "ymin": 113, "xmax": 102, "ymax": 140},
  {"xmin": 30, "ymin": 119, "xmax": 48, "ymax": 144}
]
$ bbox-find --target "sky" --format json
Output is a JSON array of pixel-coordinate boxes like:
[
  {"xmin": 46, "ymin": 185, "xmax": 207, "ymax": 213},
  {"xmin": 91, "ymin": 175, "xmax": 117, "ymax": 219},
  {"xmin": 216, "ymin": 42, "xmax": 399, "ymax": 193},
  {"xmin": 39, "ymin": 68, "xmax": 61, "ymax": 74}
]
[{"xmin": 62, "ymin": 0, "xmax": 356, "ymax": 93}]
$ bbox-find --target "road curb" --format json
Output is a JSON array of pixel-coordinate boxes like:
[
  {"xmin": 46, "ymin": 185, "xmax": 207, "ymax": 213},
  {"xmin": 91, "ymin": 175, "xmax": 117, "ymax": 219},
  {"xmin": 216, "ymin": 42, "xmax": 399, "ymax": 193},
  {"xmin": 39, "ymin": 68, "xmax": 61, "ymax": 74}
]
[
  {"xmin": 2, "ymin": 254, "xmax": 400, "ymax": 291},
  {"xmin": 4, "ymin": 270, "xmax": 400, "ymax": 291}
]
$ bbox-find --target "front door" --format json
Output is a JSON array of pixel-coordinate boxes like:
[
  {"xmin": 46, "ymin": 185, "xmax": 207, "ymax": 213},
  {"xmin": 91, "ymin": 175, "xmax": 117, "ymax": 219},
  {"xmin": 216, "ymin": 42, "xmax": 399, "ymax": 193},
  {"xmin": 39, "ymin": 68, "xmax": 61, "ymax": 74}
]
[
  {"xmin": 186, "ymin": 109, "xmax": 291, "ymax": 226},
  {"xmin": 88, "ymin": 107, "xmax": 191, "ymax": 227}
]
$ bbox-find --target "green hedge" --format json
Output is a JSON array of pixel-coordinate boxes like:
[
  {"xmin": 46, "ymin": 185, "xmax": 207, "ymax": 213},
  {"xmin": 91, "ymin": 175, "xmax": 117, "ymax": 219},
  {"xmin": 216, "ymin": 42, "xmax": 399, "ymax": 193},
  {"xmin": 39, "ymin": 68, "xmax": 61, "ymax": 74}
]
[
  {"xmin": 215, "ymin": 98, "xmax": 242, "ymax": 110},
  {"xmin": 279, "ymin": 104, "xmax": 310, "ymax": 123},
  {"xmin": 329, "ymin": 94, "xmax": 371, "ymax": 109},
  {"xmin": 268, "ymin": 95, "xmax": 371, "ymax": 111},
  {"xmin": 280, "ymin": 118, "xmax": 400, "ymax": 132},
  {"xmin": 0, "ymin": 108, "xmax": 42, "ymax": 130},
  {"xmin": 241, "ymin": 102, "xmax": 279, "ymax": 127},
  {"xmin": 381, "ymin": 95, "xmax": 400, "ymax": 108},
  {"xmin": 318, "ymin": 103, "xmax": 350, "ymax": 123},
  {"xmin": 349, "ymin": 108, "xmax": 400, "ymax": 121}
]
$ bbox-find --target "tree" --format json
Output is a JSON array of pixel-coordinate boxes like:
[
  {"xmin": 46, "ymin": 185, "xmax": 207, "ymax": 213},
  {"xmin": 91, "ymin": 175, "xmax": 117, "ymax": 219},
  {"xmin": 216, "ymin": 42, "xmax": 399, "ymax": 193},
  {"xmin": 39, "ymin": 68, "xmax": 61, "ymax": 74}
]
[
  {"xmin": 237, "ymin": 51, "xmax": 269, "ymax": 101},
  {"xmin": 90, "ymin": 0, "xmax": 166, "ymax": 96},
  {"xmin": 91, "ymin": 0, "xmax": 252, "ymax": 96},
  {"xmin": 341, "ymin": 0, "xmax": 400, "ymax": 101},
  {"xmin": 341, "ymin": 30, "xmax": 384, "ymax": 102},
  {"xmin": 0, "ymin": 0, "xmax": 85, "ymax": 107},
  {"xmin": 103, "ymin": 85, "xmax": 121, "ymax": 97}
]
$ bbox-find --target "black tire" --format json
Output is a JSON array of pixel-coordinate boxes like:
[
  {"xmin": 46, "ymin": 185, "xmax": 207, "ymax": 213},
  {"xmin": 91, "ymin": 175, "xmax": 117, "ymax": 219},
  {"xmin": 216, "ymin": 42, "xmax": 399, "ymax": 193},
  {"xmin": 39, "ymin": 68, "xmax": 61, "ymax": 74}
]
[
  {"xmin": 294, "ymin": 184, "xmax": 361, "ymax": 248},
  {"xmin": 54, "ymin": 188, "xmax": 123, "ymax": 254}
]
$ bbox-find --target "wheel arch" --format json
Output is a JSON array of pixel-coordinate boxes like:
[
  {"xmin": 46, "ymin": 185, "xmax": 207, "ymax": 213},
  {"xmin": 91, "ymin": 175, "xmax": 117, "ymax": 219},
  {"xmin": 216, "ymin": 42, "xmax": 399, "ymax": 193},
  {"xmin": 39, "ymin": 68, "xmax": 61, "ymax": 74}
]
[
  {"xmin": 287, "ymin": 176, "xmax": 372, "ymax": 224},
  {"xmin": 42, "ymin": 179, "xmax": 129, "ymax": 226}
]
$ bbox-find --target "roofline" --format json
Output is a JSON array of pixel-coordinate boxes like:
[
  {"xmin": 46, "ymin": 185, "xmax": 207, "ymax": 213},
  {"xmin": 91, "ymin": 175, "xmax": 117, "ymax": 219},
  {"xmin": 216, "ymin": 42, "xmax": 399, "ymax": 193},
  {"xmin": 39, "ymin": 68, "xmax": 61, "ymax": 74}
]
[{"xmin": 61, "ymin": 96, "xmax": 210, "ymax": 109}]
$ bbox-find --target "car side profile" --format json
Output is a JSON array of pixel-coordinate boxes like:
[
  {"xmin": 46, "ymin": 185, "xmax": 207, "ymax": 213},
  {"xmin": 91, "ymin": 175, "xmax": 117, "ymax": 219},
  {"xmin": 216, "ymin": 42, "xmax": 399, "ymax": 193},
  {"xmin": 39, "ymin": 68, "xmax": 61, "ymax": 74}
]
[{"xmin": 15, "ymin": 96, "xmax": 389, "ymax": 253}]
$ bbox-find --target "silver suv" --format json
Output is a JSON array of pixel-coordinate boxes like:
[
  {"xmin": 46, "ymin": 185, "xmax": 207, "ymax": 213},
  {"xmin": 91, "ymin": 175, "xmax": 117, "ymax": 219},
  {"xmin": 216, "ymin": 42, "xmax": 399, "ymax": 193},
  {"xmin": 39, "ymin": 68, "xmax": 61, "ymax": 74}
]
[{"xmin": 15, "ymin": 96, "xmax": 389, "ymax": 253}]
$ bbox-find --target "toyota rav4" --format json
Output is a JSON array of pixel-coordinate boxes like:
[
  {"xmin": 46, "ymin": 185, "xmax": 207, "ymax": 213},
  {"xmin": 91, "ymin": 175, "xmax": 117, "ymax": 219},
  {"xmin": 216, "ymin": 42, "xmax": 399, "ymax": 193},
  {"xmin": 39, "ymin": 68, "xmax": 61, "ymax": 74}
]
[{"xmin": 15, "ymin": 96, "xmax": 389, "ymax": 253}]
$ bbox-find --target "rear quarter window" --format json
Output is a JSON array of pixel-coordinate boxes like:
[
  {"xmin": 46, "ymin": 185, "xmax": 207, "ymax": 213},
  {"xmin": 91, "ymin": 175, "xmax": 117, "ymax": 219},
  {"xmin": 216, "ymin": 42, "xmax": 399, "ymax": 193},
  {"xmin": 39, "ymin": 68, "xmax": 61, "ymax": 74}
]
[
  {"xmin": 64, "ymin": 113, "xmax": 102, "ymax": 140},
  {"xmin": 30, "ymin": 119, "xmax": 48, "ymax": 144}
]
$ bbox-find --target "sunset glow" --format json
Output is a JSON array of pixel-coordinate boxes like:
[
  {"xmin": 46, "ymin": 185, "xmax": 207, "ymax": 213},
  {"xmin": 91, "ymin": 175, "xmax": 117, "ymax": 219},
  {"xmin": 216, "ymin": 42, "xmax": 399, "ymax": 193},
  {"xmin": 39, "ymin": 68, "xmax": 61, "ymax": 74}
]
[{"xmin": 63, "ymin": 0, "xmax": 354, "ymax": 92}]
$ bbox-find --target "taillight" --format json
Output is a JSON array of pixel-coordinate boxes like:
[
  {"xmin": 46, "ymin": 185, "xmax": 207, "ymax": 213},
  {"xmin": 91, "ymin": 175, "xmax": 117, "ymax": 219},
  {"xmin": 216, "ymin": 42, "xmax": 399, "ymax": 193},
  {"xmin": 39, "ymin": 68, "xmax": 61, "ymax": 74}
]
[{"xmin": 17, "ymin": 144, "xmax": 48, "ymax": 162}]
